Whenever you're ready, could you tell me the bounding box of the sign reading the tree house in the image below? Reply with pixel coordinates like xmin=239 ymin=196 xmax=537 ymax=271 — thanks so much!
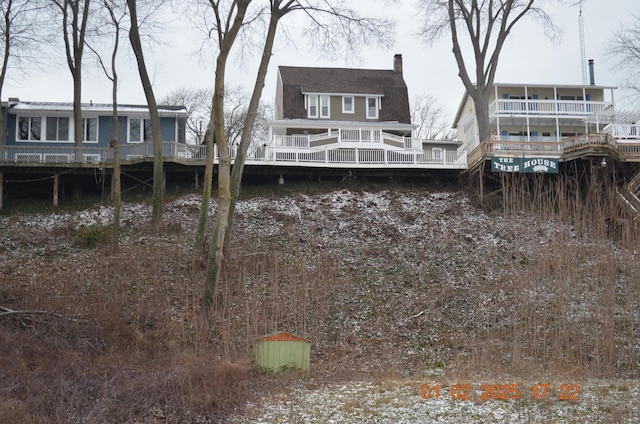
xmin=491 ymin=157 xmax=558 ymax=174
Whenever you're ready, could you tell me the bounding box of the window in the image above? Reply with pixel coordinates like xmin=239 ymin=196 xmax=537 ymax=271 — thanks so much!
xmin=366 ymin=97 xmax=379 ymax=119
xmin=308 ymin=95 xmax=318 ymax=118
xmin=46 ymin=117 xmax=70 ymax=141
xmin=84 ymin=118 xmax=98 ymax=142
xmin=433 ymin=148 xmax=443 ymax=162
xmin=342 ymin=96 xmax=354 ymax=113
xmin=319 ymin=95 xmax=330 ymax=118
xmin=18 ymin=116 xmax=41 ymax=141
xmin=128 ymin=118 xmax=152 ymax=143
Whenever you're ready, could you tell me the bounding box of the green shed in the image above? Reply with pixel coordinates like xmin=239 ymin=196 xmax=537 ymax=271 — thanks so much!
xmin=253 ymin=332 xmax=311 ymax=374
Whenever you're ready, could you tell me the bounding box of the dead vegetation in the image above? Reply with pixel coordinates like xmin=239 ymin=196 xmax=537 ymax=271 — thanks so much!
xmin=0 ymin=177 xmax=639 ymax=422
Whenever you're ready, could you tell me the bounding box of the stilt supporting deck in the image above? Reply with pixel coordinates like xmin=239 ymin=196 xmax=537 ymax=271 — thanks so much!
xmin=0 ymin=172 xmax=3 ymax=211
xmin=478 ymin=163 xmax=485 ymax=203
xmin=53 ymin=174 xmax=59 ymax=207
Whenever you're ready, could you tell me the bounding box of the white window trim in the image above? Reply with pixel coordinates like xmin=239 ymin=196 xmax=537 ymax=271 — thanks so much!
xmin=432 ymin=147 xmax=444 ymax=161
xmin=319 ymin=95 xmax=330 ymax=118
xmin=342 ymin=96 xmax=354 ymax=114
xmin=16 ymin=115 xmax=43 ymax=142
xmin=307 ymin=95 xmax=318 ymax=118
xmin=45 ymin=116 xmax=71 ymax=142
xmin=366 ymin=97 xmax=379 ymax=119
xmin=128 ymin=117 xmax=143 ymax=143
xmin=83 ymin=117 xmax=99 ymax=144
xmin=127 ymin=117 xmax=154 ymax=143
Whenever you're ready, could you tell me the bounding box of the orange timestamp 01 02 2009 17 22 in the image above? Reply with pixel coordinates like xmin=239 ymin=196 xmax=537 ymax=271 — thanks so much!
xmin=420 ymin=383 xmax=580 ymax=401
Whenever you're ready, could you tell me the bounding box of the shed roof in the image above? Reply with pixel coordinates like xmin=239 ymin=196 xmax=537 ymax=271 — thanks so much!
xmin=258 ymin=332 xmax=310 ymax=343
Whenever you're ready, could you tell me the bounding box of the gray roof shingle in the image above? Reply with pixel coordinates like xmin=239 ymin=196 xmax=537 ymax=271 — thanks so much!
xmin=279 ymin=66 xmax=411 ymax=124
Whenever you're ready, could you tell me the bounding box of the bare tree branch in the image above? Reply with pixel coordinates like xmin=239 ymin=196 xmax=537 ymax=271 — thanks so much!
xmin=418 ymin=0 xmax=562 ymax=144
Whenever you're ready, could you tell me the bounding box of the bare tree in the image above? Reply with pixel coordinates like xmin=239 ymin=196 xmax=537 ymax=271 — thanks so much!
xmin=126 ymin=0 xmax=166 ymax=228
xmin=197 ymin=0 xmax=252 ymax=322
xmin=193 ymin=0 xmax=395 ymax=323
xmin=52 ymin=0 xmax=92 ymax=148
xmin=0 ymin=0 xmax=52 ymax=145
xmin=418 ymin=0 xmax=558 ymax=144
xmin=87 ymin=0 xmax=126 ymax=252
xmin=411 ymin=93 xmax=455 ymax=140
xmin=160 ymin=87 xmax=212 ymax=145
xmin=608 ymin=14 xmax=640 ymax=104
xmin=161 ymin=85 xmax=269 ymax=147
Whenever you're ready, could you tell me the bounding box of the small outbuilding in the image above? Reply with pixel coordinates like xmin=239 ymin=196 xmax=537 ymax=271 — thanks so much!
xmin=253 ymin=332 xmax=311 ymax=374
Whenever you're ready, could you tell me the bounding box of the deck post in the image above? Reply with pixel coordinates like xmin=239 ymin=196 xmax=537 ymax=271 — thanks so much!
xmin=479 ymin=162 xmax=485 ymax=203
xmin=0 ymin=171 xmax=3 ymax=211
xmin=194 ymin=171 xmax=199 ymax=189
xmin=53 ymin=174 xmax=59 ymax=207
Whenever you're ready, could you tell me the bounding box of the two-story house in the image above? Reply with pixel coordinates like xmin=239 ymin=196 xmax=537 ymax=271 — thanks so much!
xmin=264 ymin=55 xmax=464 ymax=167
xmin=453 ymin=82 xmax=617 ymax=154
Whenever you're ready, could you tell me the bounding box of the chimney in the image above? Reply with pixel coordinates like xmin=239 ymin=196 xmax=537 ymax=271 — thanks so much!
xmin=393 ymin=54 xmax=403 ymax=74
xmin=588 ymin=59 xmax=595 ymax=86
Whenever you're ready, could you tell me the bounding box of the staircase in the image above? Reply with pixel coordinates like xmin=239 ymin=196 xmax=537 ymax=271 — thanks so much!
xmin=617 ymin=169 xmax=640 ymax=219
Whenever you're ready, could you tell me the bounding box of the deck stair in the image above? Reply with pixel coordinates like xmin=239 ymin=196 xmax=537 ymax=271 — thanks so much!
xmin=618 ymin=169 xmax=640 ymax=218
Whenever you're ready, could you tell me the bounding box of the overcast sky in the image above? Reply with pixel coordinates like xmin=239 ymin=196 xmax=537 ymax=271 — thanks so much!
xmin=4 ymin=0 xmax=637 ymax=124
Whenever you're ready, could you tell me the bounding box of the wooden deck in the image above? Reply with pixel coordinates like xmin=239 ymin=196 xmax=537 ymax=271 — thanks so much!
xmin=467 ymin=133 xmax=640 ymax=171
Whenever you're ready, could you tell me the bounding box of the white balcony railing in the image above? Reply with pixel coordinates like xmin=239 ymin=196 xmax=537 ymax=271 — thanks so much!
xmin=605 ymin=124 xmax=640 ymax=140
xmin=490 ymin=99 xmax=613 ymax=117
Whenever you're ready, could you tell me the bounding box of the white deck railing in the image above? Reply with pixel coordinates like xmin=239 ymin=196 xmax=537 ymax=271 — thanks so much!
xmin=0 ymin=141 xmax=468 ymax=169
xmin=272 ymin=129 xmax=412 ymax=148
xmin=604 ymin=123 xmax=640 ymax=141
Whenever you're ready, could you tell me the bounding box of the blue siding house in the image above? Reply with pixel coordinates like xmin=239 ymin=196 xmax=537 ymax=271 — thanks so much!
xmin=1 ymin=99 xmax=187 ymax=163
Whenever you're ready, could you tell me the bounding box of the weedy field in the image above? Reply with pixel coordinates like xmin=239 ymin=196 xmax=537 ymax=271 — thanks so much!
xmin=0 ymin=177 xmax=638 ymax=422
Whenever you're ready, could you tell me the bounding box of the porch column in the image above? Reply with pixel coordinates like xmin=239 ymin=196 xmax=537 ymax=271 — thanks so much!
xmin=525 ymin=86 xmax=531 ymax=141
xmin=583 ymin=87 xmax=588 ymax=134
xmin=495 ymin=84 xmax=500 ymax=138
xmin=53 ymin=174 xmax=59 ymax=207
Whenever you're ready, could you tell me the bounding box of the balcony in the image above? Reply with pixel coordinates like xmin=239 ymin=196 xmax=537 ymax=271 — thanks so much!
xmin=490 ymin=99 xmax=613 ymax=118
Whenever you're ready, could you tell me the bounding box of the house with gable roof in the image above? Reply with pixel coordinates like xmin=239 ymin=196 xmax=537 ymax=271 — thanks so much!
xmin=264 ymin=54 xmax=464 ymax=168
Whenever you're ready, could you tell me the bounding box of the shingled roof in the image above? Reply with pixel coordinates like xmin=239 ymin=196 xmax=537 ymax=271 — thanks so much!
xmin=278 ymin=65 xmax=411 ymax=124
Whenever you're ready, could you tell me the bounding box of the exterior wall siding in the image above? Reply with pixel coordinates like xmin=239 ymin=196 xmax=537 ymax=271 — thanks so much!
xmin=4 ymin=113 xmax=181 ymax=147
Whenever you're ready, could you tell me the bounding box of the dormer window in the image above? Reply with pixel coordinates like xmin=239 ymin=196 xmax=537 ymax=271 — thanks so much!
xmin=320 ymin=95 xmax=330 ymax=118
xmin=307 ymin=94 xmax=330 ymax=118
xmin=366 ymin=97 xmax=379 ymax=119
xmin=308 ymin=95 xmax=318 ymax=118
xmin=342 ymin=96 xmax=354 ymax=114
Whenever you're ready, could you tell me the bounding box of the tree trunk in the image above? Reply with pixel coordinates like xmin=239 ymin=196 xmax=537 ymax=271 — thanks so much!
xmin=195 ymin=127 xmax=214 ymax=249
xmin=473 ymin=90 xmax=492 ymax=144
xmin=127 ymin=0 xmax=163 ymax=228
xmin=227 ymin=9 xmax=280 ymax=234
xmin=200 ymin=0 xmax=250 ymax=324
